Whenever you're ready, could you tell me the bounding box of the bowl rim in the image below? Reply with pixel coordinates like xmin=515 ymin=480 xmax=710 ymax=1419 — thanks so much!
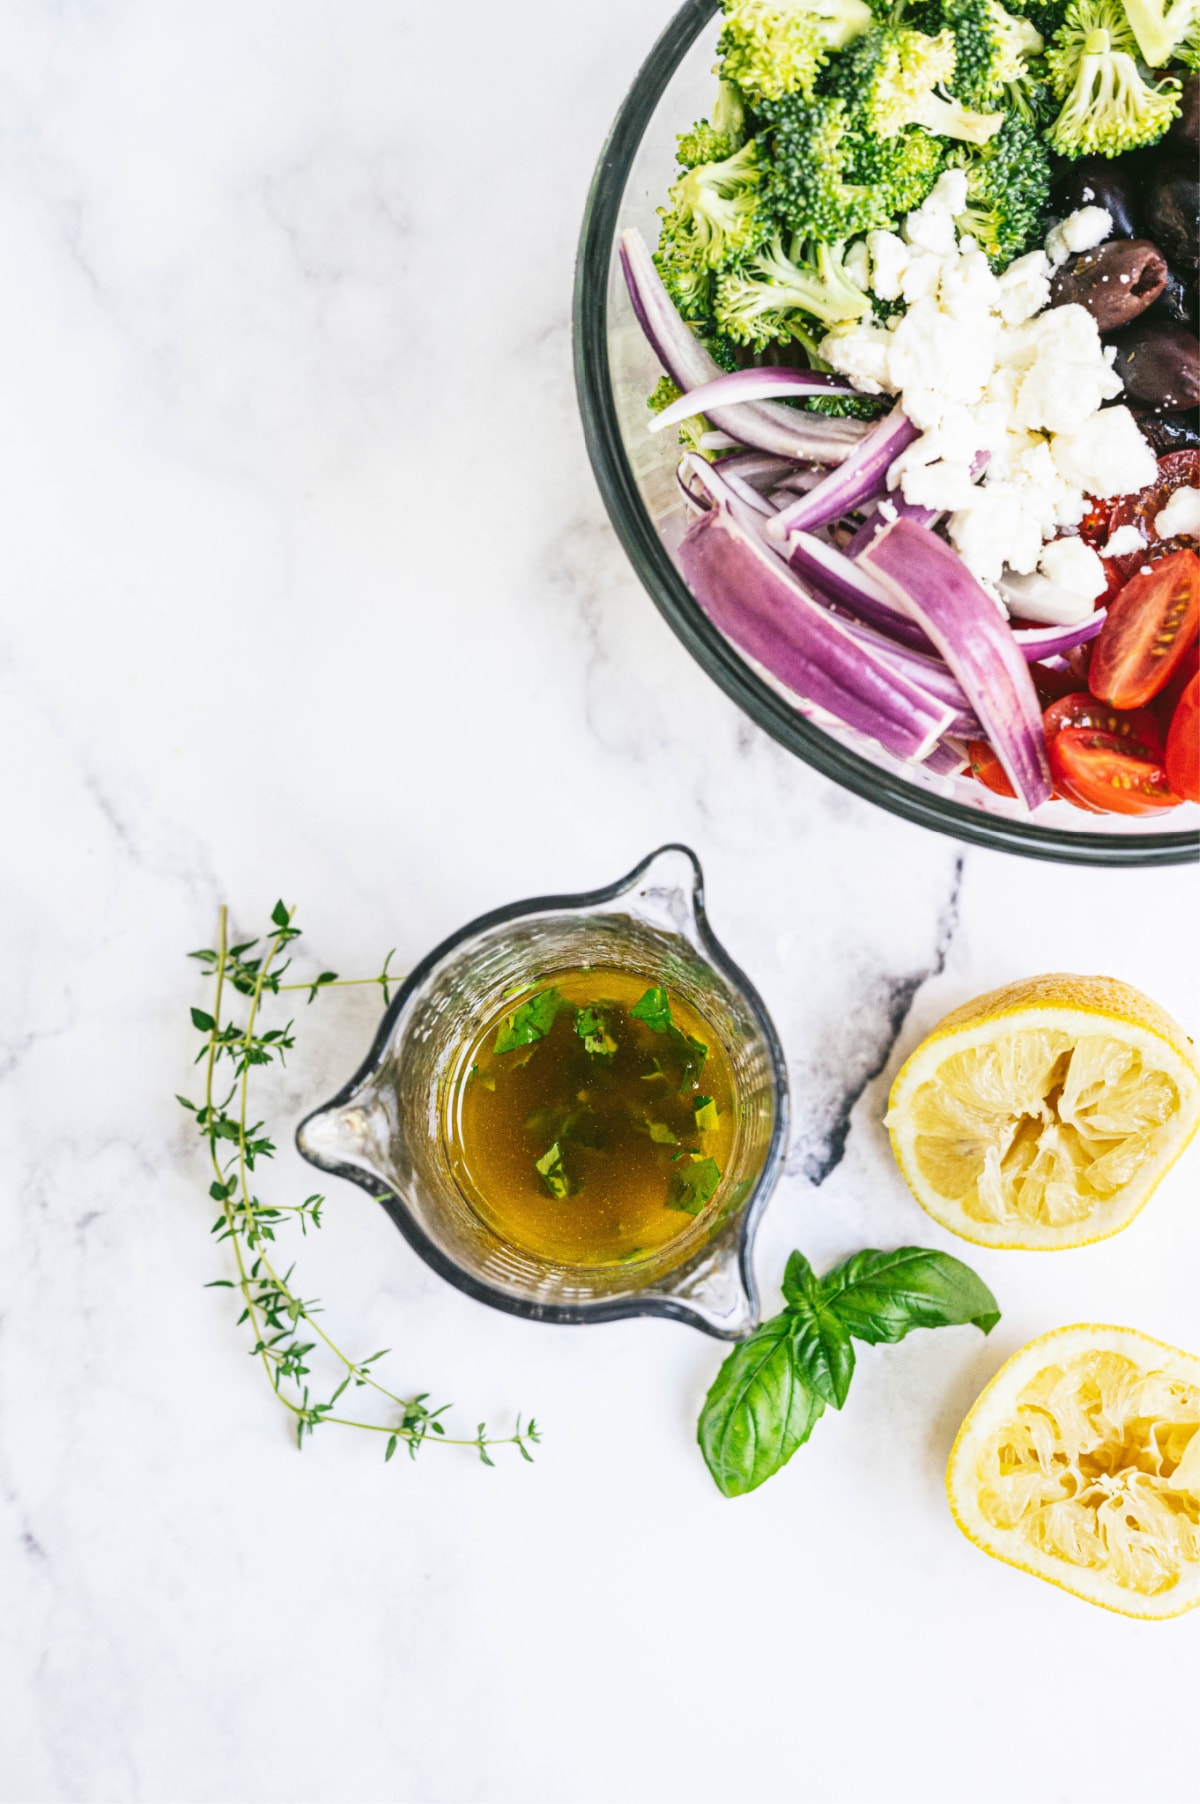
xmin=571 ymin=0 xmax=1199 ymax=868
xmin=296 ymin=843 xmax=790 ymax=1338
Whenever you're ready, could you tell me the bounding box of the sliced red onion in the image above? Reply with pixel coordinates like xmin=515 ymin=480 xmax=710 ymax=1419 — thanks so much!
xmin=619 ymin=229 xmax=869 ymax=465
xmin=836 ymin=616 xmax=980 ymax=734
xmin=714 ymin=451 xmax=799 ymax=491
xmin=1013 ymin=611 xmax=1106 ymax=659
xmin=766 ymin=405 xmax=918 ymax=542
xmin=723 ymin=470 xmax=778 ymax=516
xmin=649 ymin=365 xmax=861 ymax=434
xmin=677 ymin=501 xmax=957 ymax=762
xmin=782 ymin=529 xmax=933 ymax=651
xmin=845 ymin=495 xmax=941 ymax=558
xmin=861 ymin=520 xmax=1051 ymax=809
xmin=844 ymin=452 xmax=990 ymax=557
xmin=922 ymin=738 xmax=970 ymax=777
xmin=699 ymin=431 xmax=742 ymax=451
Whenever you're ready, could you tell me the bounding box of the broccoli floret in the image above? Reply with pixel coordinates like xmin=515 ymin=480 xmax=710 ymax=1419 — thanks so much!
xmin=1045 ymin=0 xmax=1181 ymax=153
xmin=713 ymin=236 xmax=875 ymax=346
xmin=647 ymin=376 xmax=683 ymax=414
xmin=1006 ymin=0 xmax=1071 ymax=30
xmin=758 ymin=94 xmax=894 ymax=239
xmin=655 ymin=140 xmax=769 ymax=317
xmin=719 ymin=0 xmax=874 ymax=101
xmin=844 ymin=124 xmax=947 ymax=211
xmin=1120 ymin=0 xmax=1199 ymax=63
xmin=827 ymin=25 xmax=1007 ymax=142
xmin=939 ymin=0 xmax=1045 ymax=103
xmin=676 ymin=80 xmax=747 ymax=167
xmin=946 ymin=114 xmax=1052 ymax=265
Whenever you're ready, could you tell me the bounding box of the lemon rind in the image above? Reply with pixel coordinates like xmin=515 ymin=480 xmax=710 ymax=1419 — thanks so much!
xmin=946 ymin=1323 xmax=1200 ymax=1620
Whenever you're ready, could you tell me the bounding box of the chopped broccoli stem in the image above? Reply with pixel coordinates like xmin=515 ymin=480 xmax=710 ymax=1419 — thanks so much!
xmin=1120 ymin=0 xmax=1199 ymax=64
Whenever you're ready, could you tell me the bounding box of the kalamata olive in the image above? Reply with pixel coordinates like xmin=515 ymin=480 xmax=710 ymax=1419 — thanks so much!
xmin=1050 ymin=157 xmax=1142 ymax=238
xmin=1109 ymin=319 xmax=1200 ymax=411
xmin=1142 ymin=161 xmax=1199 ymax=270
xmin=1051 ymin=238 xmax=1168 ymax=329
xmin=1165 ymin=74 xmax=1200 ymax=156
xmin=1133 ymin=409 xmax=1200 ymax=455
xmin=1146 ymin=265 xmax=1198 ymax=328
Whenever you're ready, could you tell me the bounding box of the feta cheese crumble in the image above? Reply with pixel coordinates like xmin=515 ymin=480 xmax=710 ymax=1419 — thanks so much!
xmin=819 ymin=182 xmax=1155 ymax=588
xmin=1153 ymin=485 xmax=1200 ymax=541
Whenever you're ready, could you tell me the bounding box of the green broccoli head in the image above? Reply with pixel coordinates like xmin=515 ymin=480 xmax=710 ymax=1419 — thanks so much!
xmin=844 ymin=124 xmax=947 ymax=213
xmin=945 ymin=113 xmax=1052 ymax=265
xmin=676 ymin=80 xmax=747 ymax=167
xmin=713 ymin=236 xmax=875 ymax=347
xmin=1045 ymin=0 xmax=1181 ymax=153
xmin=828 ymin=24 xmax=1008 ymax=143
xmin=719 ymin=0 xmax=874 ymax=101
xmin=940 ymin=0 xmax=1045 ymax=104
xmin=655 ymin=140 xmax=769 ymax=317
xmin=1120 ymin=0 xmax=1199 ymax=64
xmin=758 ymin=94 xmax=895 ymax=241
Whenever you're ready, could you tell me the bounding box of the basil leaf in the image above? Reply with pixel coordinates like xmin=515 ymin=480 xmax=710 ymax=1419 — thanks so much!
xmin=667 ymin=1154 xmax=721 ymax=1215
xmin=534 ymin=1142 xmax=572 ymax=1199
xmin=816 ymin=1247 xmax=1001 ymax=1344
xmin=576 ymin=1004 xmax=616 ymax=1058
xmin=698 ymin=1316 xmax=825 ymax=1498
xmin=693 ymin=1095 xmax=719 ymax=1132
xmin=630 ymin=986 xmax=673 ymax=1033
xmin=667 ymin=1024 xmax=708 ymax=1093
xmin=494 ymin=986 xmax=566 ymax=1055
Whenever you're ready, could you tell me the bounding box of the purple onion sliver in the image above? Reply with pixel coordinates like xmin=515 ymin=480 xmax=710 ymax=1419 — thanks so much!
xmin=766 ymin=405 xmax=919 ymax=541
xmin=619 ymin=230 xmax=869 ymax=465
xmin=677 ymin=503 xmax=955 ymax=762
xmin=861 ymin=520 xmax=1051 ymax=810
xmin=921 ymin=739 xmax=970 ymax=776
xmin=1013 ymin=610 xmax=1106 ymax=660
xmin=649 ymin=365 xmax=863 ymax=434
xmin=784 ymin=530 xmax=935 ymax=654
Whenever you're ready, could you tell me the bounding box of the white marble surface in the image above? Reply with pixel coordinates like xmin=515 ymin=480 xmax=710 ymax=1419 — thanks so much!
xmin=1 ymin=4 xmax=1197 ymax=1801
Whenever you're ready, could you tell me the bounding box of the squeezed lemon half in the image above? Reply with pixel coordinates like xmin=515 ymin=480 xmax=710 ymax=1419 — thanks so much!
xmin=947 ymin=1324 xmax=1200 ymax=1618
xmin=885 ymin=975 xmax=1200 ymax=1250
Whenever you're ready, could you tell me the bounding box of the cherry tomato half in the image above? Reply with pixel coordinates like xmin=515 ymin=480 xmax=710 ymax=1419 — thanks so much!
xmin=1107 ymin=449 xmax=1200 ymax=579
xmin=1042 ymin=693 xmax=1164 ymax=757
xmin=1153 ymin=638 xmax=1200 ymax=730
xmin=1165 ymin=673 xmax=1200 ymax=804
xmin=967 ymin=740 xmax=1016 ymax=797
xmin=1089 ymin=549 xmax=1200 ymax=708
xmin=1049 ymin=726 xmax=1181 ymax=815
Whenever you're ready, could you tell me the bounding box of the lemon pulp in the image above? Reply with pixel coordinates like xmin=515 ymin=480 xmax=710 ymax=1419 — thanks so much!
xmin=948 ymin=1326 xmax=1200 ymax=1617
xmin=887 ymin=975 xmax=1200 ymax=1249
xmin=909 ymin=1029 xmax=1179 ymax=1230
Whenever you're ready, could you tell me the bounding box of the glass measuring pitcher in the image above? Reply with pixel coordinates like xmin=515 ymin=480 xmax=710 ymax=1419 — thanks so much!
xmin=296 ymin=845 xmax=788 ymax=1337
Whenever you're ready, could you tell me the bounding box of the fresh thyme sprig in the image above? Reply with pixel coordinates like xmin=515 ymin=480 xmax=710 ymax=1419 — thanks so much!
xmin=178 ymin=901 xmax=539 ymax=1467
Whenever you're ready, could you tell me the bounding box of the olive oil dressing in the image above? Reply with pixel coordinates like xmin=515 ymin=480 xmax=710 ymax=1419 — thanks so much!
xmin=444 ymin=968 xmax=739 ymax=1268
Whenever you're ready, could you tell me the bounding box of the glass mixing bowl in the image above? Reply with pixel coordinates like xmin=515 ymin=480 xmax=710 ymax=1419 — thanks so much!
xmin=572 ymin=0 xmax=1199 ymax=867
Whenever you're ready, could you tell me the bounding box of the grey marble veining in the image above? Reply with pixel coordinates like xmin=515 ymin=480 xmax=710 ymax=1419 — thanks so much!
xmin=1 ymin=5 xmax=1198 ymax=1803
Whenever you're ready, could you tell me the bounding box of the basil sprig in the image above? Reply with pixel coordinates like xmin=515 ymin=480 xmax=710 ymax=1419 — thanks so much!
xmin=698 ymin=1246 xmax=1000 ymax=1497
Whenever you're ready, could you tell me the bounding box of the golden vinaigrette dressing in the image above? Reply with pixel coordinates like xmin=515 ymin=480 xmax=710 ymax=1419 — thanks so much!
xmin=445 ymin=968 xmax=738 ymax=1267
